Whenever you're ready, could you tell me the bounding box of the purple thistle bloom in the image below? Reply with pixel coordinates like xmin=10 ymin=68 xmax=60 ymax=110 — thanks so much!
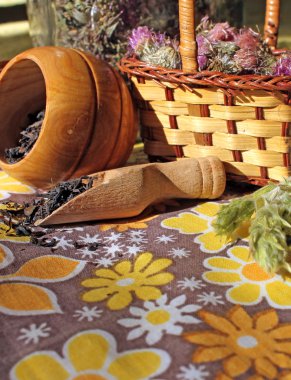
xmin=235 ymin=28 xmax=260 ymax=50
xmin=273 ymin=54 xmax=291 ymax=76
xmin=207 ymin=22 xmax=237 ymax=42
xmin=196 ymin=34 xmax=211 ymax=70
xmin=128 ymin=26 xmax=153 ymax=51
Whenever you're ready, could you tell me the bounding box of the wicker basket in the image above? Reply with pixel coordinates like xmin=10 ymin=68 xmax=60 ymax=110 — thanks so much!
xmin=120 ymin=0 xmax=291 ymax=186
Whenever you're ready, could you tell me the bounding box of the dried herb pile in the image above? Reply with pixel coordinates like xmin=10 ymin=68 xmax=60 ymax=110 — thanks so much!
xmin=196 ymin=17 xmax=276 ymax=74
xmin=4 ymin=110 xmax=45 ymax=164
xmin=54 ymin=0 xmax=178 ymax=66
xmin=128 ymin=26 xmax=180 ymax=69
xmin=0 ymin=176 xmax=93 ymax=239
xmin=128 ymin=16 xmax=291 ymax=75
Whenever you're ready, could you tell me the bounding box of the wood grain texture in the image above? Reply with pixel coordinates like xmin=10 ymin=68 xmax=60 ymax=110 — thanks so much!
xmin=0 ymin=47 xmax=96 ymax=188
xmin=179 ymin=0 xmax=197 ymax=72
xmin=264 ymin=0 xmax=280 ymax=48
xmin=36 ymin=157 xmax=226 ymax=226
xmin=0 ymin=47 xmax=137 ymax=189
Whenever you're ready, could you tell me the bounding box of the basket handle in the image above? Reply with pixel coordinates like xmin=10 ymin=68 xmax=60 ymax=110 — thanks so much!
xmin=264 ymin=0 xmax=281 ymax=49
xmin=179 ymin=0 xmax=281 ymax=73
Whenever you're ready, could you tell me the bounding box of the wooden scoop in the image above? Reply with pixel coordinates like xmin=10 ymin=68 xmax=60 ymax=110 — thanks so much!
xmin=35 ymin=156 xmax=226 ymax=226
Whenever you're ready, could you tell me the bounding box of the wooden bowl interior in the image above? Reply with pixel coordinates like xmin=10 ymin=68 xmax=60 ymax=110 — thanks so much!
xmin=0 ymin=59 xmax=46 ymax=161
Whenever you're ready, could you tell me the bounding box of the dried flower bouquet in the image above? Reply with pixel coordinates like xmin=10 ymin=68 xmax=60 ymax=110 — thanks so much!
xmin=127 ymin=17 xmax=291 ymax=75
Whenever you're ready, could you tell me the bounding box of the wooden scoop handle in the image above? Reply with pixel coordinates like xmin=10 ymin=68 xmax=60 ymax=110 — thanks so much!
xmin=36 ymin=156 xmax=226 ymax=226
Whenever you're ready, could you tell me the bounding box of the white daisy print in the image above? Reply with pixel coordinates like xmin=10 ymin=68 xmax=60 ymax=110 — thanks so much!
xmin=77 ymin=233 xmax=101 ymax=244
xmin=177 ymin=276 xmax=206 ymax=291
xmin=103 ymin=242 xmax=124 ymax=257
xmin=53 ymin=236 xmax=74 ymax=250
xmin=177 ymin=364 xmax=210 ymax=380
xmin=104 ymin=231 xmax=122 ymax=243
xmin=76 ymin=247 xmax=99 ymax=260
xmin=118 ymin=294 xmax=200 ymax=345
xmin=17 ymin=323 xmax=51 ymax=345
xmin=128 ymin=234 xmax=148 ymax=245
xmin=126 ymin=244 xmax=145 ymax=257
xmin=73 ymin=306 xmax=103 ymax=322
xmin=155 ymin=234 xmax=177 ymax=244
xmin=197 ymin=291 xmax=224 ymax=306
xmin=169 ymin=247 xmax=191 ymax=259
xmin=128 ymin=230 xmax=146 ymax=239
xmin=94 ymin=256 xmax=117 ymax=268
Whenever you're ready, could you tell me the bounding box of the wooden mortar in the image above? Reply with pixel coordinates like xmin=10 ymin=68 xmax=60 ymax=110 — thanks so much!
xmin=0 ymin=47 xmax=137 ymax=189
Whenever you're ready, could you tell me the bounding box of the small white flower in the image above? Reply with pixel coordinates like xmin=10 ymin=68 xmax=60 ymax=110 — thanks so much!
xmin=128 ymin=234 xmax=148 ymax=244
xmin=197 ymin=291 xmax=224 ymax=306
xmin=103 ymin=243 xmax=124 ymax=257
xmin=155 ymin=234 xmax=177 ymax=244
xmin=126 ymin=244 xmax=145 ymax=257
xmin=177 ymin=364 xmax=210 ymax=380
xmin=169 ymin=247 xmax=191 ymax=259
xmin=177 ymin=276 xmax=206 ymax=291
xmin=78 ymin=233 xmax=101 ymax=244
xmin=54 ymin=236 xmax=74 ymax=250
xmin=118 ymin=294 xmax=200 ymax=345
xmin=73 ymin=306 xmax=103 ymax=322
xmin=104 ymin=231 xmax=122 ymax=242
xmin=94 ymin=256 xmax=117 ymax=268
xmin=17 ymin=323 xmax=51 ymax=345
xmin=128 ymin=230 xmax=146 ymax=238
xmin=76 ymin=247 xmax=99 ymax=260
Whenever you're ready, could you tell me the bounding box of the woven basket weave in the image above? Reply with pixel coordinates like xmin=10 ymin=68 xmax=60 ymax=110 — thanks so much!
xmin=120 ymin=0 xmax=291 ymax=186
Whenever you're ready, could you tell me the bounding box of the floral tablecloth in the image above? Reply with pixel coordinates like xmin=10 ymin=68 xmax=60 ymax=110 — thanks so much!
xmin=1 ymin=163 xmax=291 ymax=380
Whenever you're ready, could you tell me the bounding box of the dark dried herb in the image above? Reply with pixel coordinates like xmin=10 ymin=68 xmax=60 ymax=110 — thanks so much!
xmin=0 ymin=202 xmax=32 ymax=237
xmin=74 ymin=240 xmax=101 ymax=251
xmin=0 ymin=176 xmax=94 ymax=239
xmin=32 ymin=176 xmax=94 ymax=222
xmin=4 ymin=110 xmax=45 ymax=164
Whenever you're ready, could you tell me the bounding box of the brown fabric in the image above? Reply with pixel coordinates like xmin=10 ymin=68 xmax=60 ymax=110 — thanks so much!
xmin=0 ymin=168 xmax=291 ymax=380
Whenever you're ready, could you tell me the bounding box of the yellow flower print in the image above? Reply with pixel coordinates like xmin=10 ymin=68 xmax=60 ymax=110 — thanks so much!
xmin=0 ymin=255 xmax=86 ymax=315
xmin=184 ymin=306 xmax=291 ymax=379
xmin=82 ymin=252 xmax=174 ymax=310
xmin=0 ymin=243 xmax=14 ymax=270
xmin=0 ymin=171 xmax=34 ymax=200
xmin=11 ymin=329 xmax=171 ymax=380
xmin=203 ymin=245 xmax=291 ymax=308
xmin=0 ymin=222 xmax=30 ymax=243
xmin=100 ymin=215 xmax=157 ymax=232
xmin=162 ymin=202 xmax=235 ymax=253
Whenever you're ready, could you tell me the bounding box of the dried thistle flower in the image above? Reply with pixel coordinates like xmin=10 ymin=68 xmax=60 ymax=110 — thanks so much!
xmin=196 ymin=34 xmax=211 ymax=70
xmin=142 ymin=45 xmax=181 ymax=69
xmin=273 ymin=54 xmax=291 ymax=76
xmin=233 ymin=48 xmax=258 ymax=72
xmin=128 ymin=26 xmax=181 ymax=69
xmin=207 ymin=22 xmax=237 ymax=42
xmin=195 ymin=17 xmax=276 ymax=74
xmin=235 ymin=28 xmax=260 ymax=49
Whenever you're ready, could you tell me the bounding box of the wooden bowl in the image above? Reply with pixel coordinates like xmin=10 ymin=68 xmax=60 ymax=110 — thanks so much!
xmin=0 ymin=47 xmax=137 ymax=189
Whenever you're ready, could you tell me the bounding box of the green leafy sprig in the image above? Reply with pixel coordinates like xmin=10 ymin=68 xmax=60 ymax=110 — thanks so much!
xmin=213 ymin=179 xmax=291 ymax=274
